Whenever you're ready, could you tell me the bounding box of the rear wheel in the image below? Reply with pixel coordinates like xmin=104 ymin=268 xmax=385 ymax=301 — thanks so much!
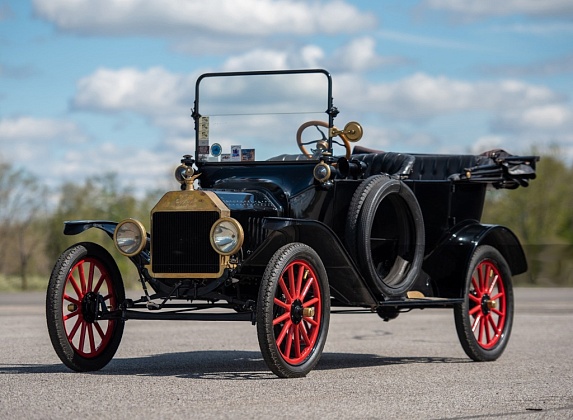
xmin=46 ymin=242 xmax=125 ymax=371
xmin=257 ymin=243 xmax=330 ymax=378
xmin=454 ymin=245 xmax=514 ymax=361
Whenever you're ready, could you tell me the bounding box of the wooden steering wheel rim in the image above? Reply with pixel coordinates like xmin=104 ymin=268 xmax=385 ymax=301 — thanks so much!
xmin=296 ymin=120 xmax=351 ymax=160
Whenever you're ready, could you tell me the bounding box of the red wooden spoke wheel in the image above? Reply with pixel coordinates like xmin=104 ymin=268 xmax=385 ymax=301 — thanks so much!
xmin=454 ymin=245 xmax=514 ymax=361
xmin=257 ymin=243 xmax=330 ymax=378
xmin=47 ymin=242 xmax=125 ymax=371
xmin=467 ymin=259 xmax=506 ymax=349
xmin=272 ymin=259 xmax=322 ymax=365
xmin=62 ymin=257 xmax=117 ymax=358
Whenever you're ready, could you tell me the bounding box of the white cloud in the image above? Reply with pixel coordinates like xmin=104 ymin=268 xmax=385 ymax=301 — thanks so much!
xmin=330 ymin=72 xmax=573 ymax=157
xmin=70 ymin=65 xmax=572 ymax=158
xmin=63 ymin=62 xmax=573 ymax=179
xmin=423 ymin=0 xmax=573 ymax=19
xmin=72 ymin=67 xmax=196 ymax=117
xmin=222 ymin=50 xmax=290 ymax=72
xmin=327 ymin=37 xmax=398 ymax=73
xmin=220 ymin=45 xmax=328 ymax=71
xmin=0 ymin=116 xmax=87 ymax=144
xmin=300 ymin=45 xmax=326 ymax=69
xmin=0 ymin=117 xmax=91 ymax=188
xmin=0 ymin=115 xmax=178 ymax=195
xmin=336 ymin=73 xmax=561 ymax=120
xmin=494 ymin=104 xmax=573 ymax=132
xmin=519 ymin=105 xmax=571 ymax=129
xmin=470 ymin=135 xmax=507 ymax=154
xmin=74 ymin=42 xmax=401 ymax=121
xmin=219 ymin=37 xmax=407 ymax=74
xmin=33 ymin=0 xmax=376 ymax=37
xmin=58 ymin=145 xmax=175 ymax=196
xmin=72 ymin=64 xmax=332 ymax=136
xmin=357 ymin=126 xmax=438 ymax=152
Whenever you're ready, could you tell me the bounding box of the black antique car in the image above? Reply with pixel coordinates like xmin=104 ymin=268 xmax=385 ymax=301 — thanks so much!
xmin=46 ymin=69 xmax=538 ymax=378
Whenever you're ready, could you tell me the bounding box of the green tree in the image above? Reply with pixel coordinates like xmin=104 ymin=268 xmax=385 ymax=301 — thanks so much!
xmin=45 ymin=173 xmax=162 ymax=289
xmin=482 ymin=148 xmax=573 ymax=285
xmin=483 ymin=149 xmax=573 ymax=243
xmin=0 ymin=159 xmax=48 ymax=289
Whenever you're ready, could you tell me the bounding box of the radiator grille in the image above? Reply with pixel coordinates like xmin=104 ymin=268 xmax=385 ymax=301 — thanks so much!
xmin=151 ymin=211 xmax=220 ymax=274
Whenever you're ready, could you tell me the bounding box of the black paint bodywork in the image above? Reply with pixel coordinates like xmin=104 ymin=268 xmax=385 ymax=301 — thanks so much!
xmin=64 ymin=152 xmax=532 ymax=315
xmin=63 ymin=69 xmax=538 ymax=320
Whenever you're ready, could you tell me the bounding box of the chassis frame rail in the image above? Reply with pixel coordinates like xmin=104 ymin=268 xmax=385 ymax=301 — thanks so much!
xmin=95 ymin=297 xmax=465 ymax=322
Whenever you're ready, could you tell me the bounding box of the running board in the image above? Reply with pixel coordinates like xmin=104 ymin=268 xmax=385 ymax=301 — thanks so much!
xmin=102 ymin=309 xmax=255 ymax=322
xmin=378 ymin=296 xmax=464 ymax=309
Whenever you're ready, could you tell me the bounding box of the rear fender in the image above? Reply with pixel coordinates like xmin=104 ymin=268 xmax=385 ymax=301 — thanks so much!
xmin=424 ymin=221 xmax=527 ymax=298
xmin=244 ymin=217 xmax=378 ymax=307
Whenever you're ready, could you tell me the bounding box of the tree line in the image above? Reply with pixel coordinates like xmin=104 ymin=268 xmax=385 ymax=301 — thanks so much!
xmin=0 ymin=162 xmax=162 ymax=290
xmin=481 ymin=148 xmax=573 ymax=286
xmin=1 ymin=149 xmax=572 ymax=290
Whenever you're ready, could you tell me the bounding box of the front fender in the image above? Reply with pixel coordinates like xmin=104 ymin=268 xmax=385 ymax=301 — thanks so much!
xmin=64 ymin=220 xmax=118 ymax=238
xmin=424 ymin=221 xmax=527 ymax=298
xmin=243 ymin=217 xmax=378 ymax=307
xmin=63 ymin=220 xmax=150 ymax=264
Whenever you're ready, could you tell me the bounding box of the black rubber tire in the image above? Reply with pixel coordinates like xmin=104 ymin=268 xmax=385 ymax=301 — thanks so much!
xmin=345 ymin=175 xmax=387 ymax=261
xmin=346 ymin=175 xmax=425 ymax=296
xmin=454 ymin=245 xmax=514 ymax=361
xmin=257 ymin=243 xmax=330 ymax=378
xmin=46 ymin=242 xmax=125 ymax=372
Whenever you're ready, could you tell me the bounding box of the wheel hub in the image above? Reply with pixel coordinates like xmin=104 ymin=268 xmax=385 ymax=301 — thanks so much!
xmin=81 ymin=292 xmax=99 ymax=323
xmin=291 ymin=299 xmax=304 ymax=324
xmin=480 ymin=294 xmax=496 ymax=315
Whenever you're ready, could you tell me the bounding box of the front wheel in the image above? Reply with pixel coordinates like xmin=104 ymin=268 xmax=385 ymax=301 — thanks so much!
xmin=454 ymin=245 xmax=514 ymax=361
xmin=257 ymin=243 xmax=330 ymax=378
xmin=46 ymin=242 xmax=125 ymax=371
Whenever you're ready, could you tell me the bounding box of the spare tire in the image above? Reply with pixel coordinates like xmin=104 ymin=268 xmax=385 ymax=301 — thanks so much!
xmin=345 ymin=175 xmax=425 ymax=297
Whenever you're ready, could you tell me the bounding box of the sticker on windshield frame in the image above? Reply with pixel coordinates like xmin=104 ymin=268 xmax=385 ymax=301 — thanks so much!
xmin=199 ymin=116 xmax=209 ymax=141
xmin=211 ymin=143 xmax=222 ymax=157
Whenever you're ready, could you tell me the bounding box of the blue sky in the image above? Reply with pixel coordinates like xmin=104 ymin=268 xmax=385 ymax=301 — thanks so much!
xmin=1 ymin=0 xmax=572 ymax=194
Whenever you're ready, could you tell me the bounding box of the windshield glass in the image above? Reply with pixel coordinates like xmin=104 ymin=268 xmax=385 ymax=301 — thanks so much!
xmin=194 ymin=70 xmax=333 ymax=163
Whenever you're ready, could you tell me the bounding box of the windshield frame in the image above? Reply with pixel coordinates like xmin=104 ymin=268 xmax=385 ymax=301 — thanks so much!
xmin=192 ymin=69 xmax=336 ymax=164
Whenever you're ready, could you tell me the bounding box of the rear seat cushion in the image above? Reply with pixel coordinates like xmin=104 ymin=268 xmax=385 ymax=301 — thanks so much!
xmin=350 ymin=152 xmax=415 ymax=179
xmin=350 ymin=143 xmax=483 ymax=180
xmin=410 ymin=154 xmax=479 ymax=180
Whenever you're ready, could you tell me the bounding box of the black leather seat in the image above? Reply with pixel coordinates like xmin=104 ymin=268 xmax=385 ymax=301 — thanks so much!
xmin=349 ymin=145 xmax=482 ymax=181
xmin=410 ymin=155 xmax=478 ymax=180
xmin=350 ymin=152 xmax=416 ymax=179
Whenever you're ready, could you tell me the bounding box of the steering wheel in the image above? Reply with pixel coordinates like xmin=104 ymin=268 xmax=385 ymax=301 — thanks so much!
xmin=296 ymin=120 xmax=351 ymax=160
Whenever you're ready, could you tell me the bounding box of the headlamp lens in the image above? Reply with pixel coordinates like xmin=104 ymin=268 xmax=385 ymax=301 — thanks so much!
xmin=210 ymin=217 xmax=244 ymax=255
xmin=114 ymin=219 xmax=146 ymax=256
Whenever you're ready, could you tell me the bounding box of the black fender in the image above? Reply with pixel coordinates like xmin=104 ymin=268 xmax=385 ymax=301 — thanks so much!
xmin=243 ymin=217 xmax=378 ymax=307
xmin=423 ymin=220 xmax=527 ymax=298
xmin=63 ymin=220 xmax=150 ymax=264
xmin=64 ymin=220 xmax=118 ymax=238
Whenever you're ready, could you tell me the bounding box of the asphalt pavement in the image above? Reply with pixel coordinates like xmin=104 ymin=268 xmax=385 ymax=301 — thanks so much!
xmin=1 ymin=288 xmax=572 ymax=419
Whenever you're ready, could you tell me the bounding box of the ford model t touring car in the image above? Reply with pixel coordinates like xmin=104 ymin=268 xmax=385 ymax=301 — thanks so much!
xmin=47 ymin=69 xmax=538 ymax=378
